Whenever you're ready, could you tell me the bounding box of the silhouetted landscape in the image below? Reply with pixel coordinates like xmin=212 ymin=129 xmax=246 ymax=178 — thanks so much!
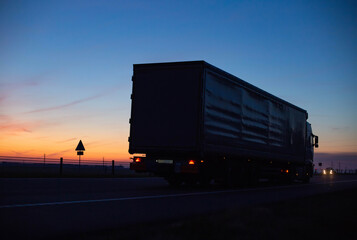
xmin=1 ymin=1 xmax=356 ymax=240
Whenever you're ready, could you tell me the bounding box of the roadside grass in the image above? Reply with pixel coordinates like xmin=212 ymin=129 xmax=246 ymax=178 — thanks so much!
xmin=0 ymin=164 xmax=154 ymax=178
xmin=73 ymin=188 xmax=357 ymax=240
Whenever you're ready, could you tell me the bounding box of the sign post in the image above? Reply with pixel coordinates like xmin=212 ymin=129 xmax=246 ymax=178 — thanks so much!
xmin=75 ymin=140 xmax=85 ymax=167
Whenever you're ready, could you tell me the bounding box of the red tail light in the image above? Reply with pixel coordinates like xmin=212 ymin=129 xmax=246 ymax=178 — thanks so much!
xmin=188 ymin=160 xmax=195 ymax=165
xmin=135 ymin=158 xmax=141 ymax=163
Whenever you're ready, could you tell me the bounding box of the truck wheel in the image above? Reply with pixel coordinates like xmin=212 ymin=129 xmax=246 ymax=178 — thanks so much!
xmin=166 ymin=175 xmax=182 ymax=187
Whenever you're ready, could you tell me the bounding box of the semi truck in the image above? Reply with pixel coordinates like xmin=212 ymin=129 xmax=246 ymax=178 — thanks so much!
xmin=129 ymin=61 xmax=318 ymax=186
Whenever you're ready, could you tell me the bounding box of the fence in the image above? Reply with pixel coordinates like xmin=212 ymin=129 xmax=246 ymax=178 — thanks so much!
xmin=0 ymin=155 xmax=134 ymax=177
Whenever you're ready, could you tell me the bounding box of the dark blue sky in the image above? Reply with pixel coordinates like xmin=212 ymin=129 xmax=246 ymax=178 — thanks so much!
xmin=0 ymin=0 xmax=356 ymax=167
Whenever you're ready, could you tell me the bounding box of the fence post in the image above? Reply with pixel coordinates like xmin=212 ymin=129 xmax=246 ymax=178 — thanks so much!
xmin=103 ymin=157 xmax=105 ymax=174
xmin=60 ymin=157 xmax=63 ymax=176
xmin=112 ymin=160 xmax=115 ymax=176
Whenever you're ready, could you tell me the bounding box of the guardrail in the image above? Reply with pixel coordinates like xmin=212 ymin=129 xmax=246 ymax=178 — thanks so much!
xmin=0 ymin=155 xmax=133 ymax=177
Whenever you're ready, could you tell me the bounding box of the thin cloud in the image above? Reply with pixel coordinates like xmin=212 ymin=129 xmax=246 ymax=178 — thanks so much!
xmin=56 ymin=138 xmax=77 ymax=144
xmin=21 ymin=128 xmax=32 ymax=133
xmin=331 ymin=127 xmax=349 ymax=131
xmin=85 ymin=140 xmax=118 ymax=148
xmin=11 ymin=150 xmax=35 ymax=156
xmin=0 ymin=75 xmax=45 ymax=107
xmin=25 ymin=93 xmax=104 ymax=113
xmin=0 ymin=115 xmax=38 ymax=131
xmin=34 ymin=136 xmax=49 ymax=140
xmin=0 ymin=114 xmax=11 ymax=121
xmin=0 ymin=95 xmax=8 ymax=103
xmin=47 ymin=148 xmax=73 ymax=157
xmin=0 ymin=122 xmax=38 ymax=133
xmin=0 ymin=78 xmax=41 ymax=89
xmin=0 ymin=115 xmax=55 ymax=138
xmin=25 ymin=86 xmax=120 ymax=114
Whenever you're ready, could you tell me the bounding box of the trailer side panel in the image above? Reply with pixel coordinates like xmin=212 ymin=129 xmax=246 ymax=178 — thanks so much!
xmin=203 ymin=68 xmax=306 ymax=162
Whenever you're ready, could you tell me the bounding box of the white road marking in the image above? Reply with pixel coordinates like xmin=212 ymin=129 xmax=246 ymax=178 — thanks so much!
xmin=1 ymin=179 xmax=356 ymax=209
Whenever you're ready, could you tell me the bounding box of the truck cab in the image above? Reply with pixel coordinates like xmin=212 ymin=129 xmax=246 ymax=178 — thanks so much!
xmin=304 ymin=122 xmax=319 ymax=180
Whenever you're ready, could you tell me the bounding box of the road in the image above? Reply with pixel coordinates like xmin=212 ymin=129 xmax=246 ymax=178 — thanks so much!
xmin=1 ymin=175 xmax=357 ymax=239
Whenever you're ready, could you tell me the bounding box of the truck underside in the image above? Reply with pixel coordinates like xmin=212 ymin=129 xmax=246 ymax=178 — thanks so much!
xmin=130 ymin=155 xmax=313 ymax=186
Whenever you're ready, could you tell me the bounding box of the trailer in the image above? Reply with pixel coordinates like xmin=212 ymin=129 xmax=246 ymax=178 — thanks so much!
xmin=129 ymin=61 xmax=318 ymax=186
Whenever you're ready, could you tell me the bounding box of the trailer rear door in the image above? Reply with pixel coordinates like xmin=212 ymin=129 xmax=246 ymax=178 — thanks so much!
xmin=129 ymin=63 xmax=202 ymax=154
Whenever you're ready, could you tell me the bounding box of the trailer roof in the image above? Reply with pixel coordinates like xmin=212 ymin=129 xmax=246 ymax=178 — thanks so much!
xmin=133 ymin=61 xmax=308 ymax=117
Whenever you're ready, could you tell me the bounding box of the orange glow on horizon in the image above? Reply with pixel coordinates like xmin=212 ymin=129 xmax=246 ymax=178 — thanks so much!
xmin=1 ymin=113 xmax=356 ymax=166
xmin=0 ymin=132 xmax=131 ymax=162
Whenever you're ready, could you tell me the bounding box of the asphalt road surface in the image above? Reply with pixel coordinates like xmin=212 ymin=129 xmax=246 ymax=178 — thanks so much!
xmin=1 ymin=175 xmax=357 ymax=239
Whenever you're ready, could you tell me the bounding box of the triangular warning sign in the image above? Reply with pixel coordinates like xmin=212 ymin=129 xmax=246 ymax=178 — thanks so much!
xmin=75 ymin=140 xmax=85 ymax=151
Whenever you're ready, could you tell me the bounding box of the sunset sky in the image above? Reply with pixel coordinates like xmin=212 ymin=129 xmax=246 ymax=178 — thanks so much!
xmin=0 ymin=0 xmax=356 ymax=168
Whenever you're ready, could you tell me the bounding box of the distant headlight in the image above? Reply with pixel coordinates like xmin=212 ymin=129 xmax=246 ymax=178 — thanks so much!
xmin=323 ymin=169 xmax=326 ymax=175
xmin=330 ymin=170 xmax=333 ymax=175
